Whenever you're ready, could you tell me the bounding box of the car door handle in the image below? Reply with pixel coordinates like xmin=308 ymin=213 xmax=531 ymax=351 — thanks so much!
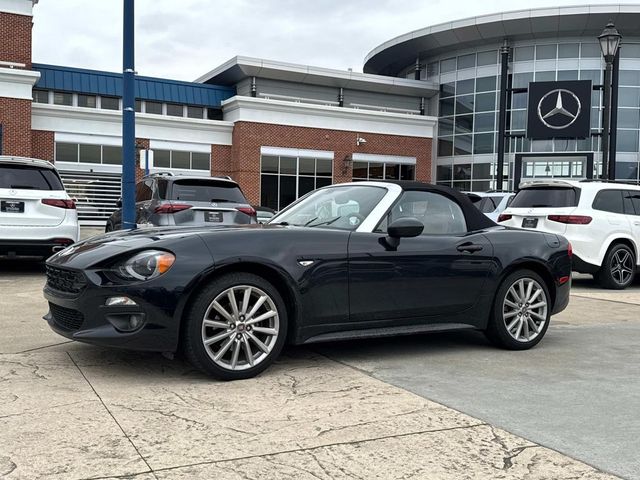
xmin=457 ymin=243 xmax=483 ymax=253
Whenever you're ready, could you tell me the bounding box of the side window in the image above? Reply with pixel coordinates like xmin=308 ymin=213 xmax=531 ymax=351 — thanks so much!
xmin=382 ymin=190 xmax=467 ymax=235
xmin=156 ymin=179 xmax=168 ymax=200
xmin=592 ymin=190 xmax=624 ymax=214
xmin=135 ymin=180 xmax=153 ymax=202
xmin=624 ymin=190 xmax=640 ymax=215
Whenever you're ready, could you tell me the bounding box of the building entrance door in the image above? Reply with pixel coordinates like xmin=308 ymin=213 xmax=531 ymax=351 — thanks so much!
xmin=514 ymin=153 xmax=594 ymax=188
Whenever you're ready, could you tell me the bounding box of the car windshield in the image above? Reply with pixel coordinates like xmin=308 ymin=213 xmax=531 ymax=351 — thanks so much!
xmin=170 ymin=179 xmax=247 ymax=203
xmin=269 ymin=185 xmax=387 ymax=230
xmin=0 ymin=165 xmax=64 ymax=190
xmin=510 ymin=187 xmax=579 ymax=208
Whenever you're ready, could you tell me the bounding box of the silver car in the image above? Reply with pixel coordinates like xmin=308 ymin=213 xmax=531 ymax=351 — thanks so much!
xmin=105 ymin=174 xmax=256 ymax=231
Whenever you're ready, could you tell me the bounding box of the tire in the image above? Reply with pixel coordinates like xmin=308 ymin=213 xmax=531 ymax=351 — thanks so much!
xmin=485 ymin=269 xmax=551 ymax=350
xmin=182 ymin=272 xmax=288 ymax=380
xmin=595 ymin=243 xmax=636 ymax=290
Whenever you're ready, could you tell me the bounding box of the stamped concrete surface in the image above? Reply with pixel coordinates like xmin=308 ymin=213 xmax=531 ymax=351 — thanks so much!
xmin=0 ymin=255 xmax=630 ymax=479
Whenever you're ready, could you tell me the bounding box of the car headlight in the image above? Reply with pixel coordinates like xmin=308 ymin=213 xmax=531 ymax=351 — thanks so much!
xmin=115 ymin=250 xmax=175 ymax=281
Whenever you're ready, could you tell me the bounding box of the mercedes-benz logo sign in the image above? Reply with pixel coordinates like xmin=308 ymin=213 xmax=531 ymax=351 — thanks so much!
xmin=537 ymin=89 xmax=581 ymax=130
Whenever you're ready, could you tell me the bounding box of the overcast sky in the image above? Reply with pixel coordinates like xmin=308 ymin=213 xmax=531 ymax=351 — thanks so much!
xmin=32 ymin=0 xmax=634 ymax=81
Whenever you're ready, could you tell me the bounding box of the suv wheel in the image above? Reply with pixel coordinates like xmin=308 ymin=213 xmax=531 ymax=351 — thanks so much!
xmin=596 ymin=243 xmax=636 ymax=290
xmin=183 ymin=273 xmax=287 ymax=380
xmin=485 ymin=269 xmax=551 ymax=350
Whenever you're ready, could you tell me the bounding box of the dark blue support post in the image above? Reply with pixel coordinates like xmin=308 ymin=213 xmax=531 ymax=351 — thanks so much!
xmin=121 ymin=0 xmax=136 ymax=230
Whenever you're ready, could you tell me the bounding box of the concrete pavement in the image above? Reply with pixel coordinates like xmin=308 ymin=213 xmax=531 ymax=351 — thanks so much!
xmin=0 ymin=261 xmax=633 ymax=479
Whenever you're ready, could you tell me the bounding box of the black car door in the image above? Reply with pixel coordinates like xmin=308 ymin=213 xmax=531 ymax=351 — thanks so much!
xmin=348 ymin=190 xmax=495 ymax=324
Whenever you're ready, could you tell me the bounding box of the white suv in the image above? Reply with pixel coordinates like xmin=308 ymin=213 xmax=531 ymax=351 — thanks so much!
xmin=0 ymin=156 xmax=79 ymax=258
xmin=498 ymin=179 xmax=640 ymax=289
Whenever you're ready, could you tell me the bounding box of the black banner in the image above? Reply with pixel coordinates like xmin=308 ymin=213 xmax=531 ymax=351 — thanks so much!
xmin=527 ymin=80 xmax=592 ymax=139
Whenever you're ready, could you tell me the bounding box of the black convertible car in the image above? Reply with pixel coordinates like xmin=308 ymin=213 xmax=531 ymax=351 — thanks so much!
xmin=44 ymin=181 xmax=571 ymax=380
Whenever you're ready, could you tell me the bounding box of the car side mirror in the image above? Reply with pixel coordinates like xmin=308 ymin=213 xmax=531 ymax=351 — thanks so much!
xmin=116 ymin=197 xmax=122 ymax=208
xmin=382 ymin=217 xmax=424 ymax=250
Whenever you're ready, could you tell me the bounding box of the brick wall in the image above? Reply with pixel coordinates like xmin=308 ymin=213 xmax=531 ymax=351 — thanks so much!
xmin=0 ymin=97 xmax=31 ymax=156
xmin=229 ymin=121 xmax=432 ymax=205
xmin=212 ymin=144 xmax=233 ymax=177
xmin=31 ymin=130 xmax=54 ymax=161
xmin=135 ymin=138 xmax=150 ymax=182
xmin=0 ymin=11 xmax=32 ymax=68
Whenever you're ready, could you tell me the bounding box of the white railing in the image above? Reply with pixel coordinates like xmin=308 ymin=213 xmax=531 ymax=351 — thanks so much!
xmin=348 ymin=103 xmax=421 ymax=115
xmin=258 ymin=92 xmax=340 ymax=106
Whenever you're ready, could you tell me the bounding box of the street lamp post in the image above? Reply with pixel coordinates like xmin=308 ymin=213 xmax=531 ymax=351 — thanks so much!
xmin=599 ymin=21 xmax=622 ymax=181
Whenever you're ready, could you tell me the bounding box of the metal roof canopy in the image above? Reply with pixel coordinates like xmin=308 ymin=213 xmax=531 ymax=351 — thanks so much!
xmin=364 ymin=4 xmax=640 ymax=76
xmin=33 ymin=63 xmax=235 ymax=108
xmin=196 ymin=56 xmax=438 ymax=97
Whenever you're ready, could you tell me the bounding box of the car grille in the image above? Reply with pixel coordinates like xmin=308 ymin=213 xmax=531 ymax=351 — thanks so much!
xmin=46 ymin=266 xmax=86 ymax=294
xmin=49 ymin=303 xmax=84 ymax=331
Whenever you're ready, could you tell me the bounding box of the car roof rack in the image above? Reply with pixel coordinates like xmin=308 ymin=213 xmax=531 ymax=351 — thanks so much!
xmin=579 ymin=179 xmax=640 ymax=186
xmin=143 ymin=171 xmax=174 ymax=178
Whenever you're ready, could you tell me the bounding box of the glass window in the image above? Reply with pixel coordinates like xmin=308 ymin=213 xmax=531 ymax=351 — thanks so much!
xmin=455 ymin=115 xmax=473 ymax=134
xmin=617 ymin=164 xmax=639 ymax=181
xmin=191 ymin=152 xmax=210 ymax=170
xmin=172 ymin=151 xmax=190 ymax=169
xmin=620 ymin=71 xmax=640 ymax=86
xmin=619 ymin=87 xmax=640 ymax=108
xmin=514 ymin=46 xmax=534 ymax=62
xmin=279 ymin=176 xmax=297 ymax=209
xmin=145 ymin=101 xmax=163 ymax=114
xmin=368 ymin=163 xmax=384 ymax=179
xmin=352 ymin=161 xmax=368 ymax=178
xmin=261 ymin=155 xmax=278 ymax=173
xmin=621 ymin=44 xmax=640 ymax=59
xmin=260 ymin=175 xmax=278 ymax=210
xmin=513 ymin=72 xmax=533 ymax=88
xmin=456 ymin=78 xmax=474 ymax=95
xmin=438 ymin=138 xmax=453 ymax=157
xmin=400 ymin=164 xmax=415 ymax=180
xmin=171 ymin=179 xmax=247 ymax=203
xmin=166 ymin=103 xmax=183 ymax=117
xmin=475 ymin=76 xmax=496 ymax=92
xmin=473 ymin=162 xmax=491 ymax=179
xmin=0 ymin=165 xmax=63 ymax=190
xmin=473 ymin=133 xmax=494 ymax=154
xmin=101 ymin=96 xmax=119 ymax=110
xmin=477 ymin=50 xmax=497 ymax=66
xmin=387 ymin=191 xmax=467 ymax=235
xmin=580 ymin=69 xmax=601 ymax=84
xmin=511 ymin=187 xmax=579 ymax=208
xmin=78 ymin=94 xmax=96 ymax=108
xmin=441 ymin=57 xmax=457 ymax=73
xmin=102 ymin=145 xmax=122 ymax=165
xmin=617 ymin=130 xmax=639 ymax=152
xmin=536 ymin=44 xmax=557 ymax=60
xmin=456 ymin=95 xmax=473 ymax=114
xmin=298 ymin=177 xmax=315 ymax=197
xmin=535 ymin=71 xmax=555 ymax=82
xmin=592 ymin=190 xmax=624 ymax=214
xmin=317 ymin=159 xmax=332 ymax=176
xmin=437 ymin=165 xmax=452 ymax=181
xmin=135 ymin=180 xmax=153 ymax=202
xmin=135 ymin=100 xmax=142 ymax=112
xmin=558 ymin=43 xmax=579 ymax=58
xmin=454 ymin=136 xmax=472 ymax=156
xmin=440 ymin=81 xmax=455 ymax=98
xmin=474 ymin=92 xmax=495 ymax=112
xmin=581 ymin=43 xmax=601 ymax=58
xmin=55 ymin=142 xmax=78 ymax=162
xmin=32 ymin=89 xmax=49 ymax=103
xmin=299 ymin=158 xmax=315 ymax=175
xmin=384 ymin=164 xmax=400 ymax=180
xmin=457 ymin=53 xmax=475 ymax=70
xmin=53 ymin=91 xmax=72 ymax=106
xmin=79 ymin=144 xmax=101 ymax=164
xmin=511 ymin=110 xmax=527 ymax=131
xmin=557 ymin=70 xmax=579 ymax=81
xmin=618 ymin=109 xmax=640 ymax=129
xmin=474 ymin=112 xmax=495 ymax=132
xmin=154 ymin=149 xmax=170 ymax=168
xmin=512 ymin=92 xmax=528 ymax=109
xmin=439 ymin=97 xmax=455 ymax=116
xmin=280 ymin=156 xmax=297 ymax=175
xmin=187 ymin=106 xmax=204 ymax=118
xmin=439 ymin=117 xmax=454 ymax=136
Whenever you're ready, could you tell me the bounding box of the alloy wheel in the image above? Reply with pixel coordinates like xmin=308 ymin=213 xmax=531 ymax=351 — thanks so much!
xmin=611 ymin=249 xmax=634 ymax=286
xmin=201 ymin=285 xmax=279 ymax=371
xmin=502 ymin=278 xmax=548 ymax=343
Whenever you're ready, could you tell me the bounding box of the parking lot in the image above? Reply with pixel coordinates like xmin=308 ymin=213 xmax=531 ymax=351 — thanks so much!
xmin=0 ymin=231 xmax=637 ymax=480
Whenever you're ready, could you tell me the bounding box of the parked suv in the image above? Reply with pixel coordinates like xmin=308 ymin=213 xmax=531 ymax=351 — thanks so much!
xmin=0 ymin=156 xmax=79 ymax=258
xmin=105 ymin=174 xmax=256 ymax=231
xmin=498 ymin=179 xmax=640 ymax=289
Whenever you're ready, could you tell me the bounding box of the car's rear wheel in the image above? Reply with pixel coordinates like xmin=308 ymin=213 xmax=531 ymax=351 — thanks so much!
xmin=596 ymin=243 xmax=636 ymax=290
xmin=485 ymin=269 xmax=551 ymax=350
xmin=183 ymin=273 xmax=287 ymax=380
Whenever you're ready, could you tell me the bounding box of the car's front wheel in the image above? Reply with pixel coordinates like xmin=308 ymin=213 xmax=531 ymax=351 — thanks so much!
xmin=485 ymin=269 xmax=551 ymax=350
xmin=183 ymin=273 xmax=287 ymax=380
xmin=596 ymin=243 xmax=636 ymax=290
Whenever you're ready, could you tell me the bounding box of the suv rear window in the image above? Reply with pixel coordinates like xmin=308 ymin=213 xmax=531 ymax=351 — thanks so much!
xmin=170 ymin=179 xmax=247 ymax=203
xmin=0 ymin=165 xmax=64 ymax=190
xmin=510 ymin=187 xmax=579 ymax=208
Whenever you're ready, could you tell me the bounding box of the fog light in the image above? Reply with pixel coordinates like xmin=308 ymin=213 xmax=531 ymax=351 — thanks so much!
xmin=106 ymin=296 xmax=137 ymax=306
xmin=128 ymin=314 xmax=144 ymax=330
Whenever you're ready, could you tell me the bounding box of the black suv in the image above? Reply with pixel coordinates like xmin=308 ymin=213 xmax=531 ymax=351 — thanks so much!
xmin=106 ymin=174 xmax=256 ymax=232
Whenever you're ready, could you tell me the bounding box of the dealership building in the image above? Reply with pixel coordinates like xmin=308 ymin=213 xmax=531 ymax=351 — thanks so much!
xmin=1 ymin=1 xmax=640 ymax=225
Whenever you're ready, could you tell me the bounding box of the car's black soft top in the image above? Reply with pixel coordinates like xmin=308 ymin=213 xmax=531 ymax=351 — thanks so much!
xmin=381 ymin=180 xmax=498 ymax=231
